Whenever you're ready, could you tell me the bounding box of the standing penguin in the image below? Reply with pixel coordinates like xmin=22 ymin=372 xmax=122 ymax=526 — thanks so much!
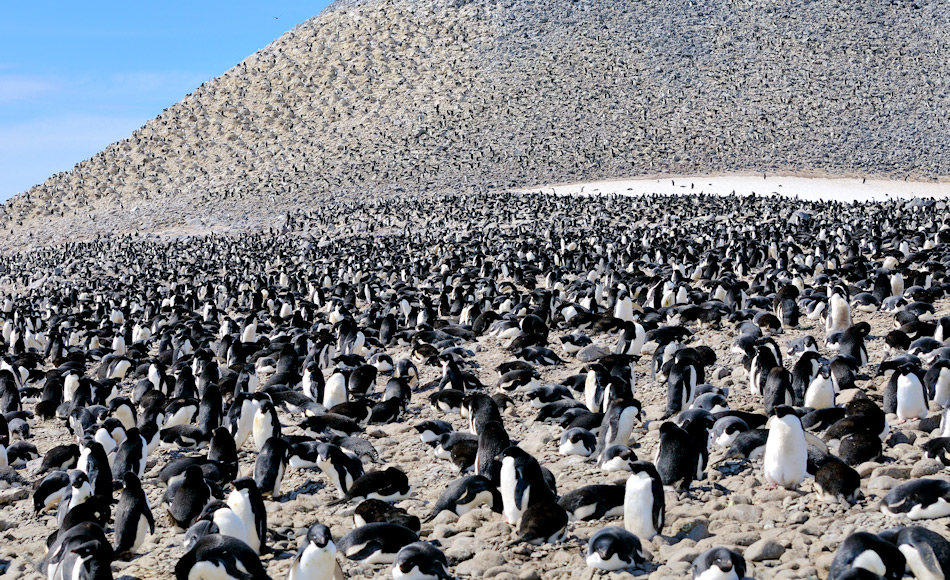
xmin=623 ymin=461 xmax=664 ymax=541
xmin=926 ymin=360 xmax=950 ymax=409
xmin=655 ymin=422 xmax=699 ymax=491
xmin=839 ymin=322 xmax=870 ymax=366
xmin=826 ymin=287 xmax=852 ymax=337
xmin=255 ymin=436 xmax=290 ymax=498
xmin=499 ymin=446 xmax=555 ymax=527
xmin=323 ymin=369 xmax=349 ymax=410
xmin=287 ymin=522 xmax=344 ymax=580
xmin=596 ymin=398 xmax=640 ymax=459
xmin=113 ymin=472 xmax=154 ymax=557
xmin=475 ymin=420 xmax=510 ymax=477
xmin=112 ymin=427 xmax=147 ymax=481
xmin=228 ymin=477 xmax=268 ymax=555
xmin=763 ymin=406 xmax=807 ymax=489
xmin=166 ymin=465 xmax=211 ymax=530
xmin=252 ymin=400 xmax=281 ymax=452
xmin=884 ymin=364 xmax=929 ymax=423
xmin=804 ymin=364 xmax=836 ymax=410
xmin=226 ymin=392 xmax=257 ymax=450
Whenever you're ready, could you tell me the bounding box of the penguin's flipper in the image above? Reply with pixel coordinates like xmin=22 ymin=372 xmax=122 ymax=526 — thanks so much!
xmin=903 ymin=541 xmax=944 ymax=580
xmin=344 ymin=539 xmax=383 ymax=561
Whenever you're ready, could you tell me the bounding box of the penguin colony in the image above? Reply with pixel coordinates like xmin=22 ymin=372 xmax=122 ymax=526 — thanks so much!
xmin=0 ymin=190 xmax=949 ymax=580
xmin=2 ymin=0 xmax=950 ymax=249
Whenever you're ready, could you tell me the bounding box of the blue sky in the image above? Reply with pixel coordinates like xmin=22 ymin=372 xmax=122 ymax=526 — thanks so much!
xmin=0 ymin=1 xmax=333 ymax=202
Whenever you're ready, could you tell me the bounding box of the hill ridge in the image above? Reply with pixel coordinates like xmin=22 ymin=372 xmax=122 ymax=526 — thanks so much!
xmin=2 ymin=0 xmax=949 ymax=248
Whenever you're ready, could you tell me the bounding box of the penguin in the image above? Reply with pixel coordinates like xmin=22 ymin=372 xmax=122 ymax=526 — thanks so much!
xmin=763 ymin=406 xmax=807 ymax=489
xmin=208 ymin=426 xmax=238 ymax=483
xmin=596 ymin=397 xmax=641 ymax=458
xmin=839 ymin=322 xmax=870 ymax=367
xmin=691 ymin=546 xmax=747 ymax=580
xmin=711 ymin=416 xmax=749 ymax=448
xmin=227 ymin=477 xmax=268 ymax=555
xmin=252 ymin=399 xmax=281 ymax=452
xmin=925 ymin=359 xmax=950 ymax=409
xmin=475 ymin=420 xmax=510 ymax=476
xmin=33 ymin=470 xmax=70 ymax=513
xmin=884 ymin=363 xmax=929 ymax=423
xmin=323 ymin=369 xmax=348 ymax=410
xmin=814 ymin=461 xmax=862 ymax=503
xmin=113 ymin=472 xmax=154 ymax=557
xmin=55 ymin=538 xmax=115 ymax=580
xmin=586 ymin=526 xmax=644 ymax=571
xmin=424 ymin=475 xmax=500 ymax=522
xmin=336 ymin=522 xmax=418 ymax=564
xmin=254 ymin=436 xmax=290 ymax=498
xmin=763 ymin=366 xmax=794 ymax=415
xmin=559 ymin=427 xmax=597 ymax=457
xmin=826 ymin=288 xmax=852 ymax=337
xmin=76 ymin=439 xmax=112 ymax=498
xmin=828 ymin=531 xmax=905 ymax=580
xmin=175 ymin=534 xmax=271 ymax=580
xmin=434 ymin=432 xmax=477 ymax=461
xmin=804 ymin=364 xmax=836 ymax=410
xmin=598 ymin=445 xmax=638 ymax=471
xmin=881 ymin=479 xmax=950 ymax=520
xmin=500 ymin=446 xmax=555 ymax=526
xmin=38 ymin=443 xmax=79 ymax=475
xmin=58 ymin=470 xmax=94 ymax=527
xmin=354 ymin=499 xmax=420 ymax=532
xmin=315 ymin=442 xmax=365 ymax=499
xmin=654 ymin=421 xmax=700 ymax=490
xmin=414 ymin=420 xmax=453 ymax=446
xmin=226 ymin=392 xmax=257 ymax=450
xmin=111 ymin=427 xmax=147 ymax=481
xmin=557 ymin=484 xmax=625 ymax=521
xmin=166 ymin=464 xmax=211 ymax=531
xmin=623 ymin=461 xmax=664 ymax=541
xmin=516 ymin=499 xmax=568 ymax=545
xmin=391 ymin=541 xmax=451 ymax=580
xmin=330 ymin=466 xmax=411 ymax=504
xmin=877 ymin=526 xmax=950 ymax=580
xmin=287 ymin=522 xmax=344 ymax=580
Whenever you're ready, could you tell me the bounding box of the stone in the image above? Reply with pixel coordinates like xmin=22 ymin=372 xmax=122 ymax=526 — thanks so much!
xmin=455 ymin=551 xmax=507 ymax=576
xmin=911 ymin=458 xmax=945 ymax=478
xmin=712 ymin=504 xmax=763 ymax=523
xmin=745 ymin=539 xmax=786 ymax=562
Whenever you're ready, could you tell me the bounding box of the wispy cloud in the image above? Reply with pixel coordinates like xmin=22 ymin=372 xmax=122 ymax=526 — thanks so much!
xmin=0 ymin=75 xmax=59 ymax=104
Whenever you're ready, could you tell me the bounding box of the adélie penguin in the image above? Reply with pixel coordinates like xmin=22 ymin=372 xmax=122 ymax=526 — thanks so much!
xmin=391 ymin=541 xmax=452 ymax=580
xmin=877 ymin=525 xmax=950 ymax=580
xmin=499 ymin=446 xmax=555 ymax=527
xmin=828 ymin=531 xmax=905 ymax=580
xmin=586 ymin=526 xmax=645 ymax=571
xmin=880 ymin=479 xmax=950 ymax=520
xmin=113 ymin=472 xmax=154 ymax=557
xmin=763 ymin=406 xmax=807 ymax=489
xmin=337 ymin=522 xmax=418 ymax=564
xmin=623 ymin=461 xmax=664 ymax=541
xmin=227 ymin=477 xmax=268 ymax=555
xmin=175 ymin=534 xmax=271 ymax=580
xmin=691 ymin=546 xmax=747 ymax=580
xmin=287 ymin=522 xmax=344 ymax=580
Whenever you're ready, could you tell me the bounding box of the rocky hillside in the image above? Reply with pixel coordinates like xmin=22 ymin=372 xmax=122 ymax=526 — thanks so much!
xmin=3 ymin=0 xmax=949 ymax=248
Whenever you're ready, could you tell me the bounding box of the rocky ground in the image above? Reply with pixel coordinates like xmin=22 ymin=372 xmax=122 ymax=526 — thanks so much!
xmin=1 ymin=295 xmax=948 ymax=580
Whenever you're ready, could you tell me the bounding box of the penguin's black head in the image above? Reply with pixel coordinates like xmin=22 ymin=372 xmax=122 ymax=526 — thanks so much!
xmin=69 ymin=470 xmax=89 ymax=489
xmin=71 ymin=539 xmax=107 ymax=559
xmin=307 ymin=523 xmax=332 ymax=548
xmin=773 ymin=405 xmax=797 ymax=419
xmin=122 ymin=471 xmax=141 ymax=490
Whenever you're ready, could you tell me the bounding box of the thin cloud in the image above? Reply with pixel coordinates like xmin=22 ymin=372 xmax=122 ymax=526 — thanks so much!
xmin=0 ymin=75 xmax=59 ymax=104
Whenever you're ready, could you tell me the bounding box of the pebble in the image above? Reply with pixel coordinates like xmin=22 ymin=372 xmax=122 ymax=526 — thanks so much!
xmin=746 ymin=539 xmax=786 ymax=562
xmin=911 ymin=458 xmax=945 ymax=478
